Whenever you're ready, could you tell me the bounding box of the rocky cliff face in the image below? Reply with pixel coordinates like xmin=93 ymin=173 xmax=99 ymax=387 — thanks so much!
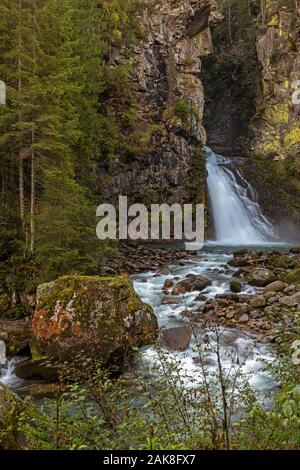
xmin=98 ymin=0 xmax=221 ymax=205
xmin=252 ymin=4 xmax=300 ymax=158
xmin=244 ymin=4 xmax=300 ymax=236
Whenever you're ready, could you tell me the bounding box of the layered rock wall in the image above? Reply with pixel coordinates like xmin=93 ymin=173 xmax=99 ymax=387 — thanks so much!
xmin=99 ymin=0 xmax=221 ymax=205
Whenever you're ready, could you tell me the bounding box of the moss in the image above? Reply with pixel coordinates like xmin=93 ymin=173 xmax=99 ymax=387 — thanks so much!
xmin=30 ymin=340 xmax=47 ymax=362
xmin=284 ymin=268 xmax=300 ymax=285
xmin=268 ymin=254 xmax=290 ymax=269
xmin=268 ymin=14 xmax=279 ymax=26
xmin=0 ymin=290 xmax=10 ymax=314
xmin=38 ymin=274 xmax=137 ymax=322
xmin=2 ymin=304 xmax=31 ymax=320
xmin=284 ymin=126 xmax=300 ymax=149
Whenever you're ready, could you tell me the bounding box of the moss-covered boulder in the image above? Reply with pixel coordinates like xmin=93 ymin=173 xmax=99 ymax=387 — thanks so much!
xmin=284 ymin=268 xmax=300 ymax=285
xmin=247 ymin=267 xmax=276 ymax=287
xmin=32 ymin=275 xmax=158 ymax=368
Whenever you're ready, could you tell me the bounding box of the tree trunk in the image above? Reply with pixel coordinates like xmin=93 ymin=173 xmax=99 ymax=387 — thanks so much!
xmin=18 ymin=0 xmax=28 ymax=248
xmin=261 ymin=0 xmax=266 ymax=27
xmin=247 ymin=0 xmax=251 ymax=16
xmin=30 ymin=0 xmax=38 ymax=253
xmin=228 ymin=0 xmax=233 ymax=45
xmin=30 ymin=146 xmax=35 ymax=253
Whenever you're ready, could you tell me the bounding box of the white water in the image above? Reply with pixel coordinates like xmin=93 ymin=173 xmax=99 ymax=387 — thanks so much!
xmin=0 ymin=357 xmax=24 ymax=389
xmin=133 ymin=251 xmax=277 ymax=397
xmin=206 ymin=147 xmax=278 ymax=245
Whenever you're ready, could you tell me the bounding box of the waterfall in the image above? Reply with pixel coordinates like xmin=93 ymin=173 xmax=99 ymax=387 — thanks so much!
xmin=206 ymin=147 xmax=277 ymax=245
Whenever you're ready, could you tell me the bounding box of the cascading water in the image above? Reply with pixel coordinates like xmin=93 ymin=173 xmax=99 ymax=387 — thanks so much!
xmin=206 ymin=146 xmax=277 ymax=245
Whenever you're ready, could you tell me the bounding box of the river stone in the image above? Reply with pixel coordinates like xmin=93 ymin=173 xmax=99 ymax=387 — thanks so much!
xmin=238 ymin=314 xmax=249 ymax=323
xmin=226 ymin=311 xmax=235 ymax=320
xmin=160 ymin=326 xmax=192 ymax=351
xmin=248 ymin=268 xmax=276 ymax=287
xmin=15 ymin=359 xmax=58 ymax=382
xmin=280 ymin=292 xmax=300 ymax=307
xmin=289 ymin=247 xmax=300 ymax=254
xmin=250 ymin=295 xmax=266 ymax=308
xmin=172 ymin=275 xmax=211 ymax=295
xmin=215 ymin=293 xmax=239 ymax=302
xmin=268 ymin=296 xmax=279 ymax=304
xmin=154 ymin=267 xmax=170 ymax=277
xmin=194 ymin=293 xmax=207 ymax=302
xmin=32 ymin=275 xmax=158 ymax=368
xmin=163 ymin=279 xmax=174 ymax=290
xmin=264 ymin=281 xmax=287 ymax=293
xmin=230 ymin=280 xmax=243 ymax=293
xmin=161 ymin=296 xmax=181 ymax=305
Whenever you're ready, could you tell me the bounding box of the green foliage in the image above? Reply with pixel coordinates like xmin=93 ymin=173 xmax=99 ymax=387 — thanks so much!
xmin=0 ymin=0 xmax=144 ymax=290
xmin=9 ymin=335 xmax=299 ymax=451
xmin=35 ymin=169 xmax=101 ymax=280
xmin=236 ymin=385 xmax=300 ymax=450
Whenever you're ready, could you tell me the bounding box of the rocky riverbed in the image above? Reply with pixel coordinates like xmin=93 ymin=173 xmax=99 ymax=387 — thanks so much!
xmin=1 ymin=244 xmax=299 ymax=398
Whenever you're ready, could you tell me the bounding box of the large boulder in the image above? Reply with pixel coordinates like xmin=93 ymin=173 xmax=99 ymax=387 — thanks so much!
xmin=15 ymin=359 xmax=58 ymax=382
xmin=160 ymin=326 xmax=192 ymax=351
xmin=279 ymin=293 xmax=300 ymax=307
xmin=247 ymin=268 xmax=276 ymax=287
xmin=32 ymin=275 xmax=158 ymax=368
xmin=230 ymin=280 xmax=243 ymax=293
xmin=172 ymin=275 xmax=211 ymax=295
xmin=264 ymin=280 xmax=287 ymax=293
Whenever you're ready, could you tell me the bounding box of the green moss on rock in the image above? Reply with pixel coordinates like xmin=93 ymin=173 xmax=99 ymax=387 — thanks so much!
xmin=284 ymin=268 xmax=300 ymax=285
xmin=33 ymin=275 xmax=158 ymax=369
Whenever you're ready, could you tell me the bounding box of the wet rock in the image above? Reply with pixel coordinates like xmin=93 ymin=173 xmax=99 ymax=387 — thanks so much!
xmin=163 ymin=279 xmax=174 ymax=290
xmin=161 ymin=297 xmax=181 ymax=305
xmin=172 ymin=275 xmax=211 ymax=295
xmin=160 ymin=326 xmax=192 ymax=351
xmin=264 ymin=280 xmax=287 ymax=293
xmin=154 ymin=267 xmax=171 ymax=277
xmin=15 ymin=359 xmax=58 ymax=382
xmin=289 ymin=247 xmax=300 ymax=254
xmin=203 ymin=301 xmax=216 ymax=313
xmin=230 ymin=280 xmax=243 ymax=293
xmin=194 ymin=293 xmax=207 ymax=302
